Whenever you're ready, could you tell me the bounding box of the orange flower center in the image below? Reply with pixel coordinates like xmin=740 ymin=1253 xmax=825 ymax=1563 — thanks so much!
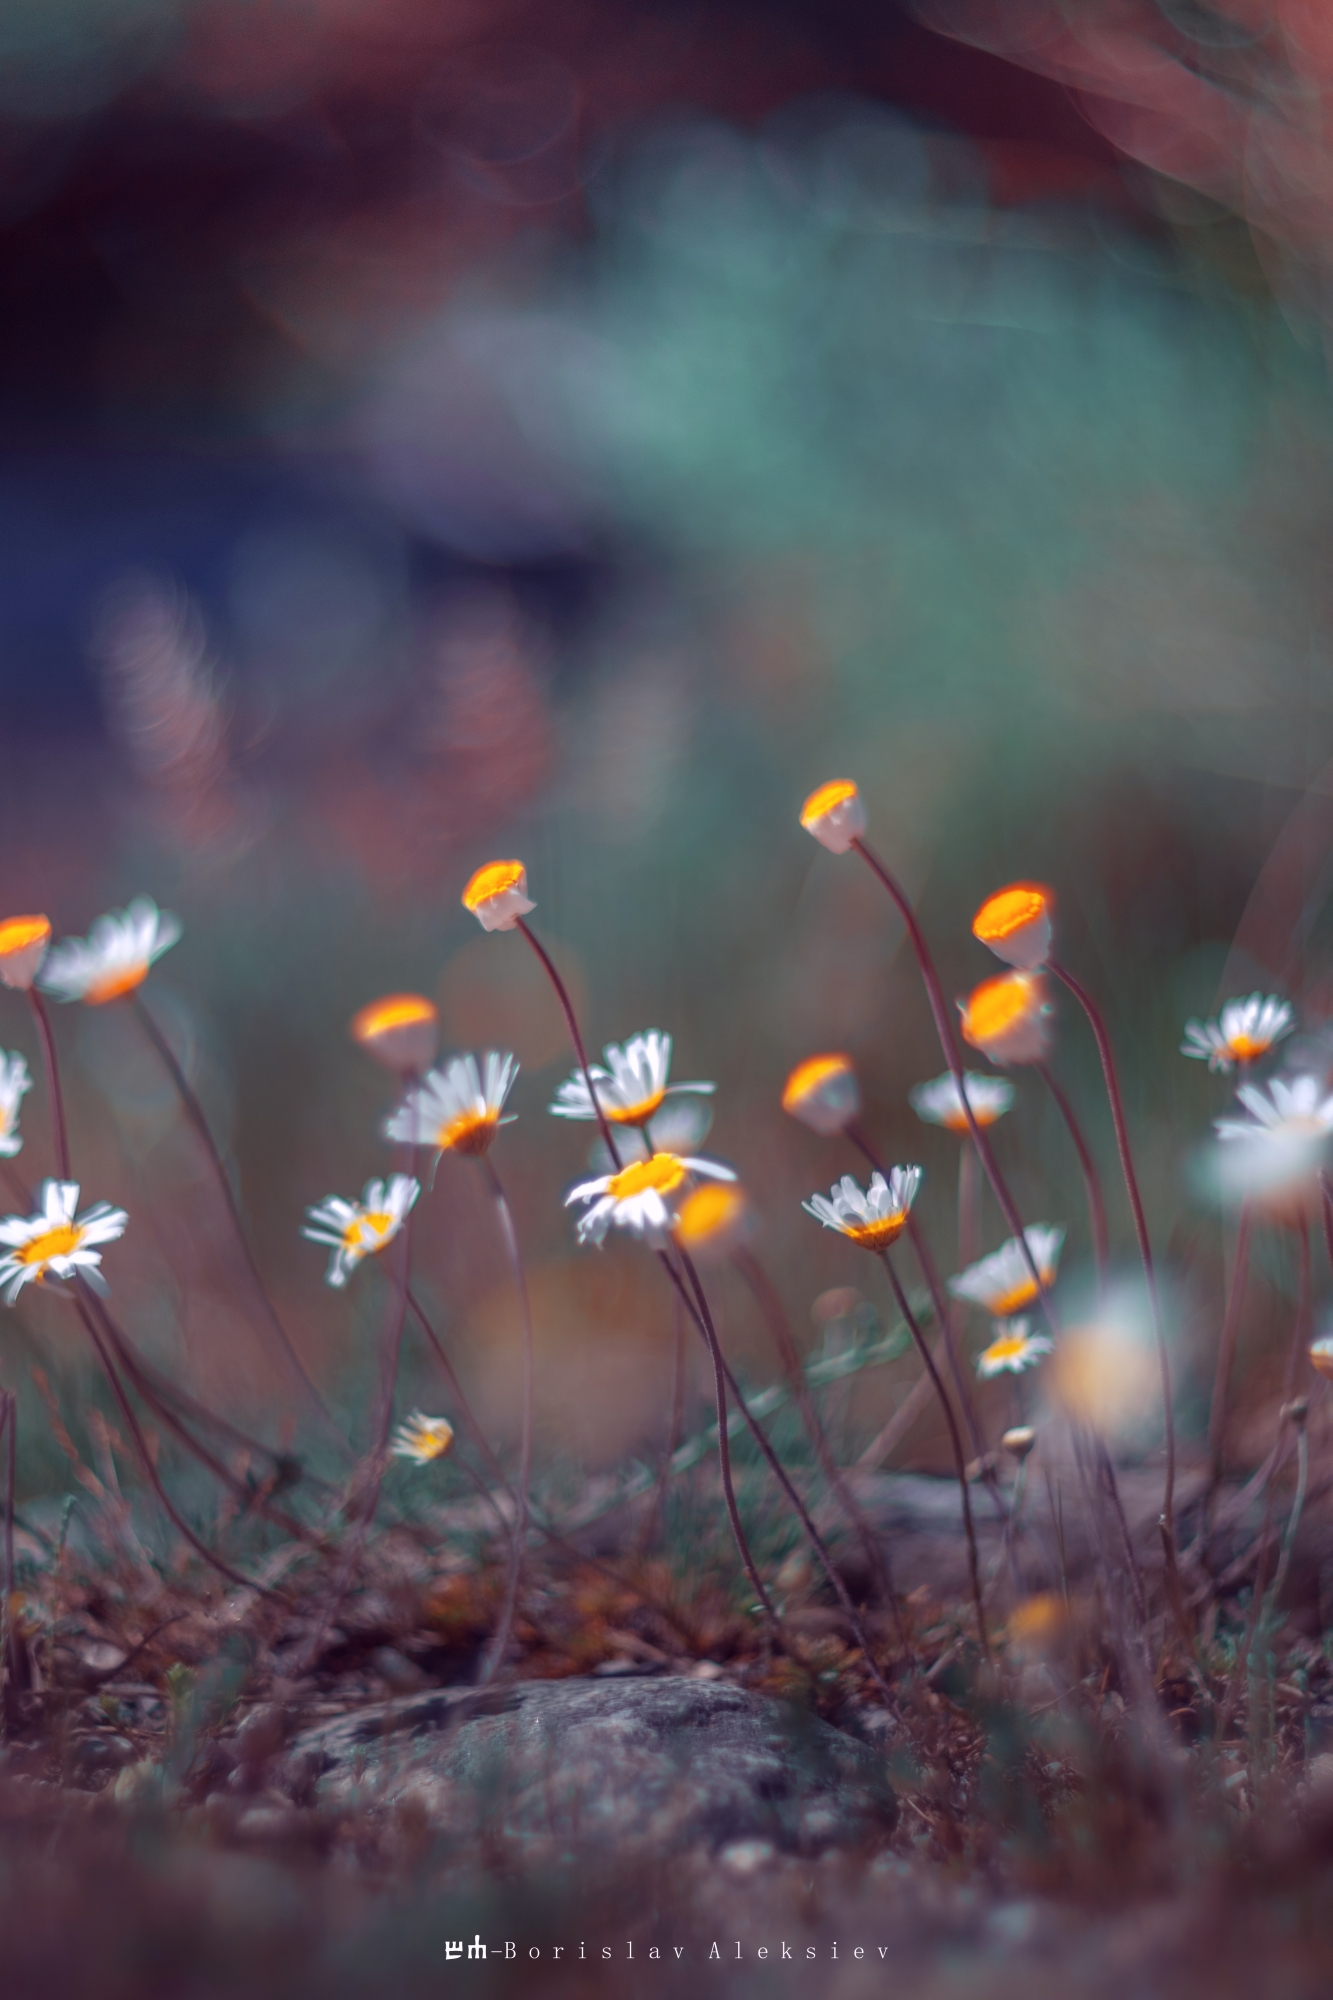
xmin=84 ymin=962 xmax=150 ymax=1006
xmin=437 ymin=1110 xmax=498 ymax=1156
xmin=607 ymin=1154 xmax=689 ymax=1201
xmin=972 ymin=885 xmax=1049 ymax=944
xmin=963 ymin=974 xmax=1038 ymax=1045
xmin=675 ymin=1183 xmax=745 ymax=1246
xmin=842 ymin=1213 xmax=907 ymax=1250
xmin=352 ymin=993 xmax=437 ymax=1041
xmin=799 ymin=780 xmax=858 ymax=828
xmin=983 ymin=1332 xmax=1029 ymax=1365
xmin=0 ymin=915 xmax=50 ymax=956
xmin=462 ymin=860 xmax=526 ymax=911
xmin=1227 ymin=1033 xmax=1268 ymax=1062
xmin=986 ymin=1277 xmax=1041 ymax=1316
xmin=344 ymin=1211 xmax=393 ymax=1250
xmin=606 ymin=1087 xmax=666 ymax=1126
xmin=782 ymin=1054 xmax=852 ymax=1108
xmin=18 ymin=1224 xmax=83 ymax=1267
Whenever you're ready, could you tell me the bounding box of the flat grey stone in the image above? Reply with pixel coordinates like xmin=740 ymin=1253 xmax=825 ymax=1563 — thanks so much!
xmin=289 ymin=1676 xmax=897 ymax=1857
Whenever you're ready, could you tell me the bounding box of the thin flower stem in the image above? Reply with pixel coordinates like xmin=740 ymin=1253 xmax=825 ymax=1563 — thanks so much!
xmin=678 ymin=1249 xmax=905 ymax=1706
xmin=639 ymin=1287 xmax=686 ymax=1557
xmin=1320 ymin=1172 xmax=1333 ymax=1277
xmin=477 ymin=1156 xmax=534 ymax=1686
xmin=734 ymin=1244 xmax=908 ymax=1642
xmin=1035 ymin=1061 xmax=1109 ymax=1290
xmin=850 ymin=839 xmax=1058 ymax=1334
xmin=878 ymin=1247 xmax=990 ymax=1658
xmin=845 ymin=1119 xmax=985 ymax=1464
xmin=72 ymin=1287 xmax=269 ymax=1597
xmin=515 ymin=919 xmax=623 ymax=1168
xmin=958 ymin=1142 xmax=981 ymax=1273
xmin=406 ymin=1286 xmax=511 ymax=1499
xmin=1286 ymin=1223 xmax=1312 ymax=1401
xmin=1048 ymin=958 xmax=1176 ymax=1549
xmin=1 ymin=1392 xmax=15 ymax=1724
xmin=127 ymin=991 xmax=342 ymax=1447
xmin=655 ymin=1251 xmax=786 ymax=1646
xmin=1207 ymin=1204 xmax=1253 ymax=1484
xmin=28 ymin=991 xmax=70 ymax=1180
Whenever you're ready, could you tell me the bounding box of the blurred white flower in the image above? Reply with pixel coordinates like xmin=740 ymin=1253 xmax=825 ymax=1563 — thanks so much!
xmin=551 ymin=1030 xmax=712 ymax=1129
xmin=461 ymin=860 xmax=535 ymax=933
xmin=909 ymin=1070 xmax=1014 ymax=1133
xmin=976 ymin=1318 xmax=1053 ymax=1377
xmin=391 ymin=1412 xmax=455 ymax=1463
xmin=0 ymin=1051 xmax=31 ymax=1158
xmin=566 ymin=1151 xmax=734 ymax=1247
xmin=303 ymin=1175 xmax=419 ymax=1288
xmin=803 ymin=1167 xmax=922 ymax=1251
xmin=1182 ymin=994 xmax=1294 ymax=1074
xmin=799 ymin=779 xmax=866 ymax=855
xmin=950 ymin=1226 xmax=1065 ymax=1316
xmin=39 ymin=897 xmax=181 ymax=1006
xmin=971 ymin=884 xmax=1054 ymax=971
xmin=782 ymin=1053 xmax=860 ymax=1136
xmin=351 ymin=993 xmax=440 ymax=1074
xmin=0 ymin=1181 xmax=128 ymax=1303
xmin=386 ymin=1053 xmax=517 ymax=1157
xmin=1212 ymin=1074 xmax=1333 ymax=1207
xmin=0 ymin=915 xmax=50 ymax=992
xmin=959 ymin=971 xmax=1053 ymax=1067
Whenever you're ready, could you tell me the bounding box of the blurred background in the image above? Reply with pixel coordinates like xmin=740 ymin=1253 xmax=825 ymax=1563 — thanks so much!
xmin=2 ymin=0 xmax=1332 ymax=1498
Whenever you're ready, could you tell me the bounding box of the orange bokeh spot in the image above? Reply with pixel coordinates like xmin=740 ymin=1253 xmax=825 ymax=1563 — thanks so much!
xmin=352 ymin=993 xmax=437 ymax=1042
xmin=799 ymin=779 xmax=858 ymax=828
xmin=675 ymin=1182 xmax=746 ymax=1247
xmin=963 ymin=973 xmax=1039 ymax=1044
xmin=0 ymin=915 xmax=50 ymax=955
xmin=781 ymin=1053 xmax=853 ymax=1108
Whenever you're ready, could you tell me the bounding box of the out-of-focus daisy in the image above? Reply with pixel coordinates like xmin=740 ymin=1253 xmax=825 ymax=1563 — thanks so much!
xmin=386 ymin=1053 xmax=518 ymax=1158
xmin=581 ymin=1090 xmax=716 ymax=1175
xmin=39 ymin=897 xmax=181 ymax=1006
xmin=351 ymin=993 xmax=439 ymax=1074
xmin=674 ymin=1181 xmax=752 ymax=1260
xmin=566 ymin=1151 xmax=735 ymax=1248
xmin=0 ymin=914 xmax=50 ymax=992
xmin=461 ymin=860 xmax=535 ymax=933
xmin=803 ymin=1167 xmax=922 ymax=1251
xmin=959 ymin=971 xmax=1053 ymax=1067
xmin=391 ymin=1412 xmax=455 ymax=1463
xmin=971 ymin=884 xmax=1054 ymax=971
xmin=1050 ymin=1294 xmax=1158 ymax=1439
xmin=1001 ymin=1425 xmax=1036 ymax=1459
xmin=1212 ymin=1074 xmax=1333 ymax=1207
xmin=976 ymin=1318 xmax=1053 ymax=1378
xmin=303 ymin=1175 xmax=419 ymax=1289
xmin=551 ymin=1030 xmax=713 ymax=1130
xmin=0 ymin=1051 xmax=31 ymax=1158
xmin=781 ymin=1053 xmax=860 ymax=1136
xmin=949 ymin=1226 xmax=1065 ymax=1316
xmin=799 ymin=779 xmax=866 ymax=855
xmin=0 ymin=1180 xmax=128 ymax=1303
xmin=1182 ymin=994 xmax=1294 ymax=1074
xmin=909 ymin=1070 xmax=1014 ymax=1133
xmin=1309 ymin=1335 xmax=1333 ymax=1381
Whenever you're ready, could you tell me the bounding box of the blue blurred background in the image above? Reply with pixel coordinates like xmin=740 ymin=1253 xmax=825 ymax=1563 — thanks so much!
xmin=3 ymin=0 xmax=1331 ymax=1489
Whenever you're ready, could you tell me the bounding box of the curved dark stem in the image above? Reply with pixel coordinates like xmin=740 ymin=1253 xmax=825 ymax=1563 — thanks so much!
xmin=1287 ymin=1223 xmax=1312 ymax=1401
xmin=654 ymin=1251 xmax=786 ymax=1646
xmin=639 ymin=1288 xmax=687 ymax=1557
xmin=1208 ymin=1205 xmax=1253 ymax=1487
xmin=1 ymin=1393 xmax=16 ymax=1724
xmin=406 ymin=1287 xmax=511 ymax=1504
xmin=515 ymin=919 xmax=623 ymax=1170
xmin=128 ymin=990 xmax=342 ymax=1447
xmin=1320 ymin=1173 xmax=1333 ymax=1277
xmin=675 ymin=1250 xmax=903 ymax=1709
xmin=1048 ymin=959 xmax=1175 ymax=1549
xmin=734 ymin=1244 xmax=908 ymax=1643
xmin=879 ymin=1248 xmax=990 ymax=1658
xmin=850 ymin=837 xmax=1058 ymax=1337
xmin=72 ymin=1287 xmax=271 ymax=1597
xmin=28 ymin=991 xmax=70 ymax=1181
xmin=1036 ymin=1061 xmax=1110 ymax=1291
xmin=477 ymin=1157 xmax=535 ymax=1686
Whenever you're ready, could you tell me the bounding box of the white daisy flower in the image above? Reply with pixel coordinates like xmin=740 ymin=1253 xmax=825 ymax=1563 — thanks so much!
xmin=1212 ymin=1074 xmax=1333 ymax=1205
xmin=302 ymin=1175 xmax=419 ymax=1289
xmin=351 ymin=993 xmax=439 ymax=1074
xmin=0 ymin=1180 xmax=128 ymax=1304
xmin=0 ymin=914 xmax=51 ymax=992
xmin=802 ymin=1167 xmax=922 ymax=1252
xmin=1309 ymin=1334 xmax=1333 ymax=1381
xmin=781 ymin=1054 xmax=860 ymax=1136
xmin=582 ymin=1092 xmax=715 ymax=1176
xmin=976 ymin=1318 xmax=1054 ymax=1378
xmin=959 ymin=971 xmax=1053 ymax=1067
xmin=385 ymin=1053 xmax=518 ymax=1157
xmin=909 ymin=1070 xmax=1014 ymax=1134
xmin=799 ymin=779 xmax=866 ymax=855
xmin=565 ymin=1151 xmax=736 ymax=1248
xmin=971 ymin=884 xmax=1054 ymax=971
xmin=0 ymin=1051 xmax=32 ymax=1158
xmin=391 ymin=1412 xmax=455 ymax=1463
xmin=1182 ymin=994 xmax=1294 ymax=1073
xmin=550 ymin=1030 xmax=713 ymax=1130
xmin=949 ymin=1226 xmax=1065 ymax=1317
xmin=461 ymin=860 xmax=535 ymax=933
xmin=39 ymin=896 xmax=182 ymax=1006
